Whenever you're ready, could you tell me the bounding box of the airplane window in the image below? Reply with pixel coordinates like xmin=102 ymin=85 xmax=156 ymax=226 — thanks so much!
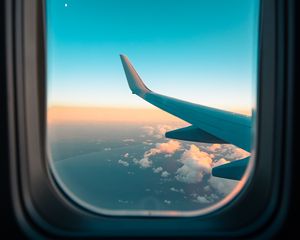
xmin=47 ymin=0 xmax=259 ymax=216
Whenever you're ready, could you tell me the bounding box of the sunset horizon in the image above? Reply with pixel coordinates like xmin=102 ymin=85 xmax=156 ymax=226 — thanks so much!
xmin=48 ymin=105 xmax=252 ymax=124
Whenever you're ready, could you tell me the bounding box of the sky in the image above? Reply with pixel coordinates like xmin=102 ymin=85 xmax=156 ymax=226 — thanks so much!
xmin=47 ymin=0 xmax=260 ymax=117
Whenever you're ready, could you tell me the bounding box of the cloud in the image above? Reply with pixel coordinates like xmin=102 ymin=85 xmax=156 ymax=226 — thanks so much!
xmin=145 ymin=140 xmax=181 ymax=157
xmin=176 ymin=165 xmax=206 ymax=183
xmin=164 ymin=200 xmax=171 ymax=204
xmin=138 ymin=157 xmax=152 ymax=168
xmin=143 ymin=141 xmax=153 ymax=146
xmin=161 ymin=171 xmax=170 ymax=178
xmin=229 ymin=147 xmax=250 ymax=159
xmin=124 ymin=153 xmax=129 ymax=158
xmin=142 ymin=126 xmax=155 ymax=136
xmin=170 ymin=187 xmax=184 ymax=194
xmin=137 ymin=140 xmax=181 ymax=169
xmin=153 ymin=167 xmax=163 ymax=173
xmin=156 ymin=125 xmax=174 ymax=137
xmin=208 ymin=176 xmax=237 ymax=195
xmin=174 ymin=145 xmax=241 ymax=195
xmin=195 ymin=196 xmax=211 ymax=204
xmin=123 ymin=139 xmax=135 ymax=142
xmin=142 ymin=124 xmax=174 ymax=139
xmin=207 ymin=144 xmax=250 ymax=161
xmin=221 ymin=147 xmax=249 ymax=161
xmin=132 ymin=158 xmax=139 ymax=164
xmin=177 ymin=153 xmax=236 ymax=196
xmin=208 ymin=144 xmax=221 ymax=152
xmin=212 ymin=157 xmax=230 ymax=167
xmin=175 ymin=145 xmax=213 ymax=183
xmin=104 ymin=147 xmax=111 ymax=151
xmin=118 ymin=159 xmax=129 ymax=167
xmin=163 ymin=143 xmax=241 ymax=201
xmin=156 ymin=140 xmax=181 ymax=154
xmin=193 ymin=194 xmax=219 ymax=204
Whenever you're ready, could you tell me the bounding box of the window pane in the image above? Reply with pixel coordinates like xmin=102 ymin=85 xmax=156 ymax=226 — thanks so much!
xmin=47 ymin=0 xmax=259 ymax=216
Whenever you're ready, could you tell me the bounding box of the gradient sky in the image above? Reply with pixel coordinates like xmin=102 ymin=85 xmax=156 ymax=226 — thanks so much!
xmin=47 ymin=0 xmax=260 ymax=113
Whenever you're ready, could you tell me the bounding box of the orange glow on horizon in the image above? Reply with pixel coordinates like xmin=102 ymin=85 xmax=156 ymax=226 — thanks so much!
xmin=48 ymin=106 xmax=183 ymax=124
xmin=48 ymin=106 xmax=251 ymax=124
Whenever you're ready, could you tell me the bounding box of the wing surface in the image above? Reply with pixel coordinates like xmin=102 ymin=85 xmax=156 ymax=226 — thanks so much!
xmin=120 ymin=54 xmax=252 ymax=180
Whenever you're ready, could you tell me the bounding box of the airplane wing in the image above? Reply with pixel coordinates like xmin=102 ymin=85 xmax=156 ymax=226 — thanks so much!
xmin=120 ymin=54 xmax=252 ymax=180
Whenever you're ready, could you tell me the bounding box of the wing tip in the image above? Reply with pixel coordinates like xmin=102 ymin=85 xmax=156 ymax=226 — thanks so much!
xmin=120 ymin=54 xmax=151 ymax=96
xmin=120 ymin=54 xmax=127 ymax=60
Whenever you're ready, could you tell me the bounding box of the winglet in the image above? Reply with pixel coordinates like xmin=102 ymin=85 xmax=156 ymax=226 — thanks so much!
xmin=120 ymin=54 xmax=151 ymax=97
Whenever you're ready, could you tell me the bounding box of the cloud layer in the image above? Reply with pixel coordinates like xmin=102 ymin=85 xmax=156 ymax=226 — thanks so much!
xmin=173 ymin=144 xmax=245 ymax=203
xmin=118 ymin=123 xmax=250 ymax=206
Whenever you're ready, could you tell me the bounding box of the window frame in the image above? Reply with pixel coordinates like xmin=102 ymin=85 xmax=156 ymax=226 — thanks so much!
xmin=5 ymin=0 xmax=293 ymax=238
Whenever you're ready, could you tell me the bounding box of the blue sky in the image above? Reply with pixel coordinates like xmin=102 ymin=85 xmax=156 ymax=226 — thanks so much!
xmin=47 ymin=0 xmax=260 ymax=113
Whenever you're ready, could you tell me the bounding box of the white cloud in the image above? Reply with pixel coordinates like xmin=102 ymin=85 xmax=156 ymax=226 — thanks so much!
xmin=175 ymin=143 xmax=249 ymax=187
xmin=123 ymin=139 xmax=135 ymax=142
xmin=132 ymin=158 xmax=139 ymax=164
xmin=208 ymin=176 xmax=237 ymax=195
xmin=156 ymin=125 xmax=174 ymax=138
xmin=155 ymin=140 xmax=181 ymax=154
xmin=164 ymin=200 xmax=171 ymax=204
xmin=161 ymin=171 xmax=170 ymax=178
xmin=138 ymin=140 xmax=181 ymax=169
xmin=194 ymin=193 xmax=219 ymax=204
xmin=118 ymin=159 xmax=129 ymax=167
xmin=174 ymin=151 xmax=238 ymax=197
xmin=175 ymin=145 xmax=213 ymax=183
xmin=223 ymin=147 xmax=250 ymax=160
xmin=142 ymin=125 xmax=174 ymax=139
xmin=145 ymin=140 xmax=181 ymax=158
xmin=104 ymin=147 xmax=111 ymax=151
xmin=195 ymin=196 xmax=211 ymax=204
xmin=176 ymin=165 xmax=206 ymax=183
xmin=142 ymin=126 xmax=155 ymax=136
xmin=170 ymin=187 xmax=184 ymax=194
xmin=153 ymin=167 xmax=163 ymax=173
xmin=143 ymin=141 xmax=153 ymax=146
xmin=124 ymin=153 xmax=129 ymax=158
xmin=138 ymin=157 xmax=152 ymax=168
xmin=207 ymin=144 xmax=250 ymax=161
